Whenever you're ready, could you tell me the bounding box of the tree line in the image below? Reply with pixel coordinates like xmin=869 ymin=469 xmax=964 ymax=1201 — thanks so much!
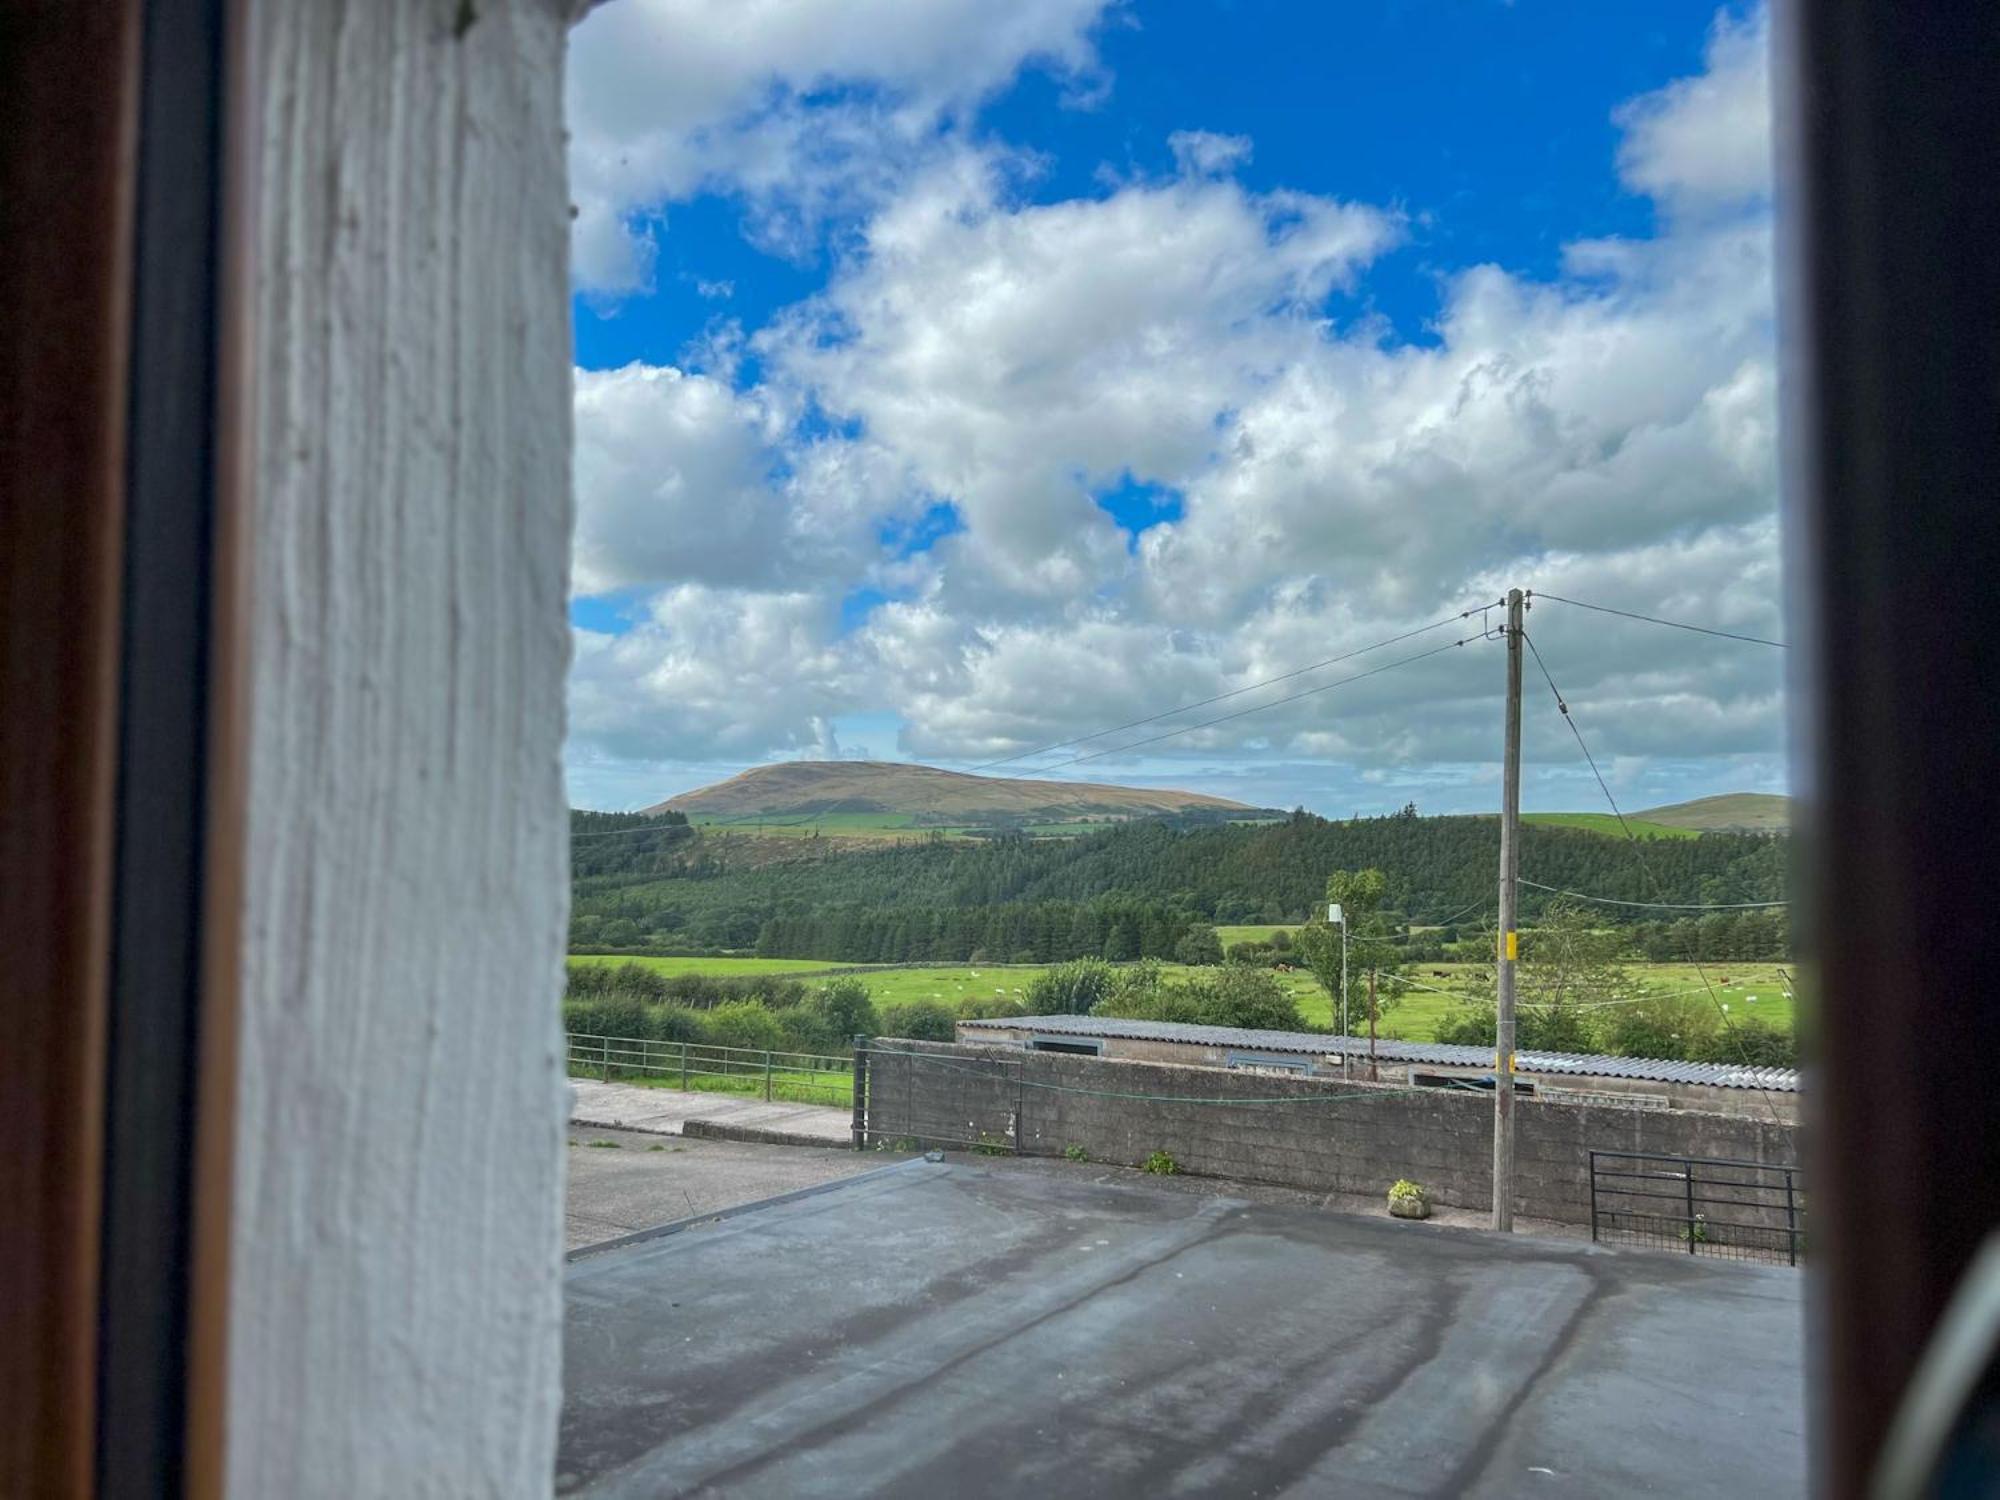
xmin=752 ymin=901 xmax=1227 ymax=966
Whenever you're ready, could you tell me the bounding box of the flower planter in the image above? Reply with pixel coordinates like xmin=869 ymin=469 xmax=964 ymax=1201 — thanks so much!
xmin=1388 ymin=1192 xmax=1431 ymax=1220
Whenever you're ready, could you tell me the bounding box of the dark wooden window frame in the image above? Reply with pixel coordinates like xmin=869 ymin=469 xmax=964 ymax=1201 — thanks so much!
xmin=1 ymin=1 xmax=248 ymax=1495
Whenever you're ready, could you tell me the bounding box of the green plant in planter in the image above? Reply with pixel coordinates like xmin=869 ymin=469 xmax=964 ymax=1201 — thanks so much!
xmin=1143 ymin=1149 xmax=1180 ymax=1175
xmin=1387 ymin=1179 xmax=1431 ymax=1219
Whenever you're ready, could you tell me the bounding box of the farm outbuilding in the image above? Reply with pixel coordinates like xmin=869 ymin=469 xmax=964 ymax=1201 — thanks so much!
xmin=955 ymin=1014 xmax=1799 ymax=1121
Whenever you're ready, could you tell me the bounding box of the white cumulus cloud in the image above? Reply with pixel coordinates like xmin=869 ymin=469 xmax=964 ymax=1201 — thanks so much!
xmin=565 ymin=5 xmax=1786 ymax=813
xmin=567 ymin=0 xmax=1118 ymax=291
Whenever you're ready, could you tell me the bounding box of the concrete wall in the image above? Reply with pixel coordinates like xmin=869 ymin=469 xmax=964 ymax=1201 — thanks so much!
xmin=866 ymin=1042 xmax=1802 ymax=1229
xmin=227 ymin=2 xmax=576 ymax=1492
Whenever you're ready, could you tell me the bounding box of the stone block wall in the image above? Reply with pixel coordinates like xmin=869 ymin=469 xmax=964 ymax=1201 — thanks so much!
xmin=862 ymin=1041 xmax=1801 ymax=1228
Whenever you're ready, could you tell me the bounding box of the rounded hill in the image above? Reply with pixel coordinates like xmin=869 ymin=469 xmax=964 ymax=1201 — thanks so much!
xmin=645 ymin=761 xmax=1260 ymax=823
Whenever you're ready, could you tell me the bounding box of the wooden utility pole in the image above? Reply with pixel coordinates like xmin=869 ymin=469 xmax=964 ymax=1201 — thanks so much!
xmin=1493 ymin=587 xmax=1524 ymax=1231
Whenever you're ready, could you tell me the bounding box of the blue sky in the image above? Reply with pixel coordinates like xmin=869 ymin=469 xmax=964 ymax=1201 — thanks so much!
xmin=564 ymin=1 xmax=1783 ymax=815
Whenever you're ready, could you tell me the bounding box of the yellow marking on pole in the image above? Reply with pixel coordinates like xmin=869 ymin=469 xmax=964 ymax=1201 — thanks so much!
xmin=1504 ymin=930 xmax=1518 ymax=961
xmin=1495 ymin=1051 xmax=1515 ymax=1074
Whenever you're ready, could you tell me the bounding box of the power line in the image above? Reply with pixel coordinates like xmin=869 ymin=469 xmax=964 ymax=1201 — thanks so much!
xmin=961 ymin=601 xmax=1501 ymax=775
xmin=1521 ymin=630 xmax=1792 ymax=1122
xmin=1519 ymin=878 xmax=1787 ymax=911
xmin=997 ymin=633 xmax=1487 ymax=780
xmin=1534 ymin=592 xmax=1788 ymax=650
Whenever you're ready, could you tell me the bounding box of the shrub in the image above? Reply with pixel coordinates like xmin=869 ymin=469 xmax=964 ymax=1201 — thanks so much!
xmin=1597 ymin=993 xmax=1719 ymax=1061
xmin=1142 ymin=1150 xmax=1180 ymax=1175
xmin=561 ymin=992 xmax=651 ymax=1040
xmin=607 ymin=961 xmax=667 ymax=1001
xmin=701 ymin=1001 xmax=786 ymax=1054
xmin=1696 ymin=1020 xmax=1797 ymax=1069
xmin=878 ymin=1000 xmax=956 ymax=1042
xmin=1027 ymin=958 xmax=1115 ymax=1015
xmin=957 ymin=994 xmax=1027 ymax=1021
xmin=809 ymin=977 xmax=878 ymax=1044
xmin=1388 ymin=1179 xmax=1427 ymax=1204
xmin=1173 ymin=924 xmax=1225 ymax=966
xmin=1095 ymin=963 xmax=1303 ymax=1032
xmin=1432 ymin=1004 xmax=1497 ymax=1047
xmin=645 ymin=1004 xmax=707 ymax=1044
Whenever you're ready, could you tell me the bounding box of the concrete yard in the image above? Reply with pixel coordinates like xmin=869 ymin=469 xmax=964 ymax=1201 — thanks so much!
xmin=561 ymin=1155 xmax=1806 ymax=1497
xmin=568 ymin=1078 xmax=852 ymax=1142
xmin=565 ymin=1129 xmax=894 ymax=1253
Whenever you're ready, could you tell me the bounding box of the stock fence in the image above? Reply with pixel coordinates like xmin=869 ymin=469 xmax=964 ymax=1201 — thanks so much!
xmin=565 ymin=1032 xmax=855 ymax=1108
xmin=1589 ymin=1149 xmax=1804 ymax=1265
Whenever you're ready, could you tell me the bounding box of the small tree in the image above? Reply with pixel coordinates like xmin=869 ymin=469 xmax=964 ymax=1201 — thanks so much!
xmin=1093 ymin=963 xmax=1302 ymax=1031
xmin=1296 ymin=870 xmax=1404 ymax=1071
xmin=1173 ymin=924 xmax=1224 ymax=966
xmin=1028 ymin=957 xmax=1115 ymax=1015
xmin=878 ymin=1000 xmax=956 ymax=1042
xmin=811 ymin=977 xmax=879 ymax=1043
xmin=1598 ymin=991 xmax=1719 ymax=1062
xmin=1443 ymin=901 xmax=1629 ymax=1054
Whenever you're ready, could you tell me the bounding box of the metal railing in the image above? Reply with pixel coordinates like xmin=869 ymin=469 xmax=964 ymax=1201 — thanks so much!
xmin=566 ymin=1032 xmax=854 ymax=1108
xmin=1589 ymin=1149 xmax=1804 ymax=1265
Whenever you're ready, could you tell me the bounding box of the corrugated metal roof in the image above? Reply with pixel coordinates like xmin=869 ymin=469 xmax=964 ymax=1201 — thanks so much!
xmin=956 ymin=1014 xmax=1799 ymax=1092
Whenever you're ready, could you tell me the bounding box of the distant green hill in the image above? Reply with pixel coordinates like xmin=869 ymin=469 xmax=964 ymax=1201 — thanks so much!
xmin=1635 ymin=793 xmax=1791 ymax=833
xmin=1522 ymin=794 xmax=1790 ymax=839
xmin=570 ymin=807 xmax=1790 ymax=956
xmin=1521 ymin=812 xmax=1695 ymax=840
xmin=646 ymin=760 xmax=1260 ymax=824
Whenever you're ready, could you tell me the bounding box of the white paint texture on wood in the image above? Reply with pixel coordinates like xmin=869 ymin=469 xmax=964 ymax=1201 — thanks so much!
xmin=231 ymin=2 xmax=575 ymax=1492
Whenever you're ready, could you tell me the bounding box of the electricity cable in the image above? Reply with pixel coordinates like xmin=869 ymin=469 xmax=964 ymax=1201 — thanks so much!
xmin=1534 ymin=592 xmax=1787 ymax=650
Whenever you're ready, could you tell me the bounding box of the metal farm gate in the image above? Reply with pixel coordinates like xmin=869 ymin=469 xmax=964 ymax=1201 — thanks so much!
xmin=1589 ymin=1149 xmax=1804 ymax=1265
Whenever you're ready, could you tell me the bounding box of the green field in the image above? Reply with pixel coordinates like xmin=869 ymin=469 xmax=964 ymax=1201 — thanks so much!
xmin=1215 ymin=924 xmax=1295 ymax=947
xmin=567 ymin=954 xmax=1794 ymax=1046
xmin=1372 ymin=962 xmax=1795 ymax=1041
xmin=1521 ymin=812 xmax=1696 ymax=839
xmin=568 ymin=1054 xmax=853 ymax=1107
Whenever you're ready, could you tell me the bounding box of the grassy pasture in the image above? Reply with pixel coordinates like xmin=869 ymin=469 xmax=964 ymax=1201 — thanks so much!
xmin=567 ymin=955 xmax=1794 ymax=1048
xmin=1215 ymin=924 xmax=1295 ymax=947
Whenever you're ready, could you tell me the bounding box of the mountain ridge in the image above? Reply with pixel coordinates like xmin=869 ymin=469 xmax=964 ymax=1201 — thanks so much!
xmin=1633 ymin=792 xmax=1790 ymax=833
xmin=645 ymin=760 xmax=1260 ymax=822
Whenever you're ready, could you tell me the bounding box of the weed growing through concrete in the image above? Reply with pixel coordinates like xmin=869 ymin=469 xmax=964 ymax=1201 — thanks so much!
xmin=1063 ymin=1143 xmax=1089 ymax=1162
xmin=1143 ymin=1150 xmax=1180 ymax=1175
